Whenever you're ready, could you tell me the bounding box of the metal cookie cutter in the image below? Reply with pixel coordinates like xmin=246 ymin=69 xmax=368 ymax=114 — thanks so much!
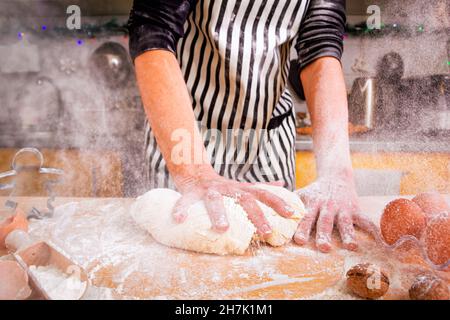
xmin=0 ymin=148 xmax=64 ymax=220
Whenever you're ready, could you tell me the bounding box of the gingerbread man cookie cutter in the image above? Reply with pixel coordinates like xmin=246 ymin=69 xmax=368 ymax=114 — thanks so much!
xmin=0 ymin=148 xmax=64 ymax=219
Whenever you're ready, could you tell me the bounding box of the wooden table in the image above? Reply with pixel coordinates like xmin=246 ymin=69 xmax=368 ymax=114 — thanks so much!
xmin=1 ymin=195 xmax=448 ymax=300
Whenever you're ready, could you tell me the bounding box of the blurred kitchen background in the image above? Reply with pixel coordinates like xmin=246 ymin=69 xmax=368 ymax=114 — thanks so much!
xmin=0 ymin=0 xmax=448 ymax=198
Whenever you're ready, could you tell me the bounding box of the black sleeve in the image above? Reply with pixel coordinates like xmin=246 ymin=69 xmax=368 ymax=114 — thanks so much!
xmin=296 ymin=0 xmax=346 ymax=70
xmin=127 ymin=0 xmax=194 ymax=61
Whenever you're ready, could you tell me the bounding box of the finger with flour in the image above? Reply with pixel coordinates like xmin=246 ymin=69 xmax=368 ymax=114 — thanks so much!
xmin=172 ymin=192 xmax=202 ymax=223
xmin=294 ymin=202 xmax=320 ymax=245
xmin=243 ymin=187 xmax=295 ymax=218
xmin=204 ymin=189 xmax=229 ymax=233
xmin=337 ymin=211 xmax=358 ymax=251
xmin=353 ymin=213 xmax=384 ymax=244
xmin=315 ymin=204 xmax=337 ymax=253
xmin=236 ymin=192 xmax=272 ymax=238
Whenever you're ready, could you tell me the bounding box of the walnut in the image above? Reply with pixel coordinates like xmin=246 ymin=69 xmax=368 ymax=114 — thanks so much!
xmin=346 ymin=263 xmax=390 ymax=299
xmin=409 ymin=273 xmax=449 ymax=300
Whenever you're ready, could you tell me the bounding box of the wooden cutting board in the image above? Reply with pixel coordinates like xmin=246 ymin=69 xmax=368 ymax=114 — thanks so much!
xmin=1 ymin=196 xmax=448 ymax=300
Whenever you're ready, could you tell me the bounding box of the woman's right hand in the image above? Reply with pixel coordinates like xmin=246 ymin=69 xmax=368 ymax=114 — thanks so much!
xmin=172 ymin=167 xmax=296 ymax=238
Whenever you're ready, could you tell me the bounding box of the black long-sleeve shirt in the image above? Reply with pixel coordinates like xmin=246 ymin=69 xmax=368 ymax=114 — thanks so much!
xmin=128 ymin=0 xmax=345 ymax=70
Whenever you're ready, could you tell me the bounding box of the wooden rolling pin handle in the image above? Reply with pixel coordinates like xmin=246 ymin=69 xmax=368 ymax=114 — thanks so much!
xmin=5 ymin=230 xmax=34 ymax=253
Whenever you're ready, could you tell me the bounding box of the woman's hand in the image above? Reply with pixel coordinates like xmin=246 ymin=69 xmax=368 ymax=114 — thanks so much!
xmin=294 ymin=171 xmax=371 ymax=253
xmin=172 ymin=168 xmax=295 ymax=237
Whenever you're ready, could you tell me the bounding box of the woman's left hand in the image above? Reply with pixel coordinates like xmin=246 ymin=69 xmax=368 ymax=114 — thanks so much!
xmin=294 ymin=172 xmax=374 ymax=253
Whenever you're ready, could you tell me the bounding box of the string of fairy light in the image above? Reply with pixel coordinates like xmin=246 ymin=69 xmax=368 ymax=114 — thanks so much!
xmin=15 ymin=18 xmax=128 ymax=46
xmin=13 ymin=19 xmax=450 ymax=67
xmin=17 ymin=26 xmax=84 ymax=46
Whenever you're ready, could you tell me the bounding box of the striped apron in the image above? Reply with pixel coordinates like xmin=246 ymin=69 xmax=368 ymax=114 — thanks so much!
xmin=145 ymin=0 xmax=310 ymax=191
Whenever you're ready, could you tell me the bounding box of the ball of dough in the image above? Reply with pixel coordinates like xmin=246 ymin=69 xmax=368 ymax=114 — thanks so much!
xmin=130 ymin=185 xmax=306 ymax=255
xmin=412 ymin=192 xmax=449 ymax=221
xmin=380 ymin=199 xmax=426 ymax=245
xmin=346 ymin=263 xmax=390 ymax=299
xmin=409 ymin=273 xmax=449 ymax=300
xmin=130 ymin=189 xmax=256 ymax=255
xmin=424 ymin=212 xmax=450 ymax=266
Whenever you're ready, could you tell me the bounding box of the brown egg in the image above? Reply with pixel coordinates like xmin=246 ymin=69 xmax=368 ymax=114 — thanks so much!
xmin=380 ymin=199 xmax=427 ymax=245
xmin=409 ymin=273 xmax=449 ymax=300
xmin=346 ymin=263 xmax=390 ymax=299
xmin=424 ymin=212 xmax=450 ymax=266
xmin=412 ymin=192 xmax=449 ymax=221
xmin=0 ymin=209 xmax=28 ymax=249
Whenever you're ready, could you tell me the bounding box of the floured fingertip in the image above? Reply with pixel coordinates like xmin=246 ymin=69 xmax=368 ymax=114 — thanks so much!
xmin=342 ymin=240 xmax=358 ymax=251
xmin=317 ymin=242 xmax=332 ymax=253
xmin=211 ymin=215 xmax=230 ymax=233
xmin=281 ymin=205 xmax=295 ymax=217
xmin=173 ymin=211 xmax=187 ymax=223
xmin=257 ymin=223 xmax=272 ymax=239
xmin=316 ymin=234 xmax=332 ymax=253
xmin=293 ymin=232 xmax=308 ymax=245
xmin=212 ymin=222 xmax=229 ymax=233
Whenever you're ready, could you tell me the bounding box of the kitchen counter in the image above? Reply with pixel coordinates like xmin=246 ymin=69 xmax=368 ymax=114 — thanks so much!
xmin=1 ymin=195 xmax=449 ymax=300
xmin=296 ymin=135 xmax=450 ymax=153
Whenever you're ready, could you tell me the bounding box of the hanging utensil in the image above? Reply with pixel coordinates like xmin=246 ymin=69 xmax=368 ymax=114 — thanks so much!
xmin=0 ymin=147 xmax=64 ymax=220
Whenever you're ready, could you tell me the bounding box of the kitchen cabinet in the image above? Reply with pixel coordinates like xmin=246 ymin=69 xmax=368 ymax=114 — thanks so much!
xmin=296 ymin=151 xmax=450 ymax=195
xmin=0 ymin=148 xmax=123 ymax=198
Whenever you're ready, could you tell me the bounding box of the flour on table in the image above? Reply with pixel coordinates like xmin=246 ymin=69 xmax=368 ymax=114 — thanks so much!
xmin=130 ymin=185 xmax=306 ymax=255
xmin=82 ymin=285 xmax=114 ymax=300
xmin=29 ymin=265 xmax=87 ymax=300
xmin=25 ymin=195 xmax=445 ymax=300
